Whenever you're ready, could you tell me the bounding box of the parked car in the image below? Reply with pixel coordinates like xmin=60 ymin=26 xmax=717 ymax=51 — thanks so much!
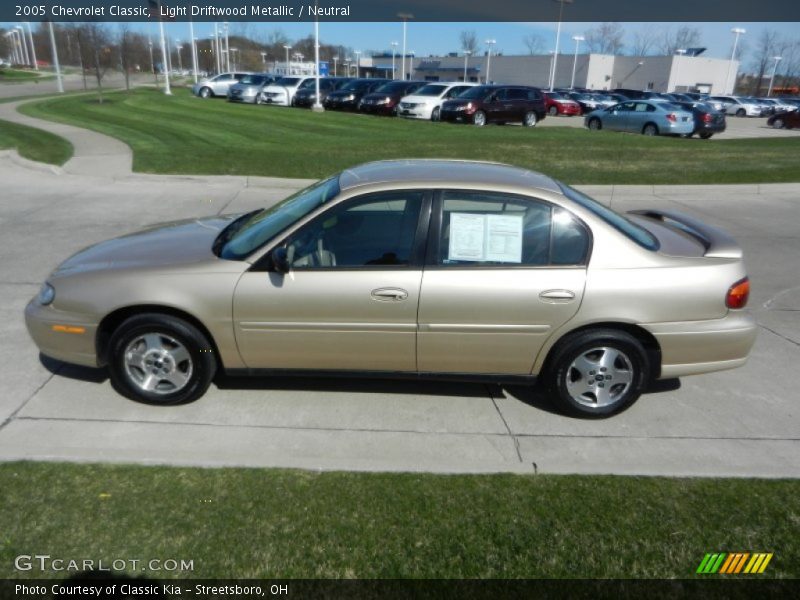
xmin=257 ymin=76 xmax=315 ymax=106
xmin=664 ymin=93 xmax=695 ymax=103
xmin=544 ymin=91 xmax=582 ymax=116
xmin=767 ymin=109 xmax=800 ymax=129
xmin=684 ymin=93 xmax=710 ymax=102
xmin=398 ymin=82 xmax=478 ymax=121
xmin=440 ymin=85 xmax=547 ymax=127
xmin=708 ymin=96 xmax=763 ymax=117
xmin=293 ymin=77 xmax=354 ymax=108
xmin=25 ymin=160 xmax=756 ymax=417
xmin=568 ymin=92 xmax=604 ymax=113
xmin=359 ymin=81 xmax=426 ymax=115
xmin=226 ymin=74 xmax=276 ymax=104
xmin=323 ymin=78 xmax=390 ymax=111
xmin=192 ymin=72 xmax=251 ymax=98
xmin=671 ymin=101 xmax=726 ymax=139
xmin=758 ymin=98 xmax=797 ymax=113
xmin=584 ymin=100 xmax=695 ymax=136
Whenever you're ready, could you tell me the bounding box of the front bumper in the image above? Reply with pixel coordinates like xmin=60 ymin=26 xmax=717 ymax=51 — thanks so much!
xmin=360 ymin=102 xmax=395 ymax=115
xmin=643 ymin=311 xmax=757 ymax=379
xmin=440 ymin=109 xmax=473 ymax=123
xmin=25 ymin=298 xmax=100 ymax=368
xmin=324 ymin=98 xmax=358 ymax=110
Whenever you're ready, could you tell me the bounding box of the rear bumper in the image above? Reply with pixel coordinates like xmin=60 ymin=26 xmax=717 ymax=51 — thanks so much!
xmin=642 ymin=311 xmax=757 ymax=379
xmin=25 ymin=299 xmax=100 ymax=368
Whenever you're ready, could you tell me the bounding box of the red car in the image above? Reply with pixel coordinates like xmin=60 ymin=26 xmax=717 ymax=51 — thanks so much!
xmin=544 ymin=91 xmax=582 ymax=116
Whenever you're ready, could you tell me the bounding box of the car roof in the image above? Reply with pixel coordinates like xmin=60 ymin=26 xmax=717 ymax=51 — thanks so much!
xmin=338 ymin=160 xmax=562 ymax=194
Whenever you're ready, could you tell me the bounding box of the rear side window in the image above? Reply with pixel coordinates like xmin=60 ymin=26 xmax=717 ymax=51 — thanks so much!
xmin=528 ymin=90 xmax=542 ymax=101
xmin=506 ymin=88 xmax=529 ymax=100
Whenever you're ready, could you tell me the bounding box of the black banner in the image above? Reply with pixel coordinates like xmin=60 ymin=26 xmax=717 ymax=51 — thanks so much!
xmin=4 ymin=0 xmax=800 ymax=23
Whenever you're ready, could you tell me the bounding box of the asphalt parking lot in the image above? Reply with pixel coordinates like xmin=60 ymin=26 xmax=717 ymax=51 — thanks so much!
xmin=0 ymin=103 xmax=798 ymax=477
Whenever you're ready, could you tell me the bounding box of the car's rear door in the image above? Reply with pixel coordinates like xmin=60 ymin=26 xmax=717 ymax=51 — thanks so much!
xmin=232 ymin=190 xmax=431 ymax=372
xmin=416 ymin=190 xmax=590 ymax=375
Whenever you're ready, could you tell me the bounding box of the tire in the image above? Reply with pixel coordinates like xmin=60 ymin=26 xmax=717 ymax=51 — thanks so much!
xmin=108 ymin=314 xmax=217 ymax=405
xmin=642 ymin=123 xmax=658 ymax=136
xmin=431 ymin=106 xmax=441 ymax=121
xmin=473 ymin=110 xmax=487 ymax=127
xmin=198 ymin=87 xmax=212 ymax=99
xmin=255 ymin=93 xmax=264 ymax=105
xmin=736 ymin=108 xmax=746 ymax=117
xmin=523 ymin=111 xmax=538 ymax=127
xmin=699 ymin=131 xmax=713 ymax=139
xmin=588 ymin=117 xmax=602 ymax=131
xmin=545 ymin=329 xmax=650 ymax=418
xmin=772 ymin=118 xmax=785 ymax=129
xmin=548 ymin=105 xmax=559 ymax=116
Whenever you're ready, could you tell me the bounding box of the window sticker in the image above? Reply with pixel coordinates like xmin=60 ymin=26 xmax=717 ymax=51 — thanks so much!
xmin=447 ymin=213 xmax=523 ymax=263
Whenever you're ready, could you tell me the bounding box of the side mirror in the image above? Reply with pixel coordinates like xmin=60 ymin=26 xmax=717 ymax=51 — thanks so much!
xmin=271 ymin=247 xmax=290 ymax=274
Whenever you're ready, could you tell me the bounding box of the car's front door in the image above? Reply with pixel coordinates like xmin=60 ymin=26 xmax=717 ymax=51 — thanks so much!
xmin=417 ymin=190 xmax=590 ymax=375
xmin=484 ymin=89 xmax=507 ymax=122
xmin=605 ymin=101 xmax=635 ymax=131
xmin=233 ymin=190 xmax=430 ymax=372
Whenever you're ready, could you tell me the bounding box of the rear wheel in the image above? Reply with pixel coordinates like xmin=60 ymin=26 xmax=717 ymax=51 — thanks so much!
xmin=642 ymin=123 xmax=659 ymax=136
xmin=545 ymin=329 xmax=650 ymax=418
xmin=588 ymin=117 xmax=602 ymax=131
xmin=523 ymin=111 xmax=538 ymax=127
xmin=108 ymin=314 xmax=217 ymax=405
xmin=473 ymin=110 xmax=487 ymax=127
xmin=772 ymin=117 xmax=785 ymax=129
xmin=548 ymin=105 xmax=559 ymax=116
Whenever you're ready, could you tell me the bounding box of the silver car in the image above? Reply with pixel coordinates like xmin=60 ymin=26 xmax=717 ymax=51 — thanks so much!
xmin=585 ymin=100 xmax=694 ymax=136
xmin=25 ymin=160 xmax=756 ymax=417
xmin=709 ymin=96 xmax=763 ymax=117
xmin=192 ymin=72 xmax=251 ymax=99
xmin=227 ymin=74 xmax=276 ymax=104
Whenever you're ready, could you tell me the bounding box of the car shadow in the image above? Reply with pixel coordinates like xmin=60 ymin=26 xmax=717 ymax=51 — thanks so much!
xmin=40 ymin=353 xmax=108 ymax=383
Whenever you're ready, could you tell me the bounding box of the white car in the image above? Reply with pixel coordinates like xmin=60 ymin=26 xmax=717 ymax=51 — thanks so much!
xmin=257 ymin=76 xmax=315 ymax=106
xmin=398 ymin=82 xmax=478 ymax=121
xmin=709 ymin=96 xmax=762 ymax=117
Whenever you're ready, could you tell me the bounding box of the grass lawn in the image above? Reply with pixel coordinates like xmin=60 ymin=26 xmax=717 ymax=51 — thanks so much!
xmin=0 ymin=68 xmax=54 ymax=83
xmin=0 ymin=119 xmax=73 ymax=165
xmin=1 ymin=461 xmax=797 ymax=579
xmin=19 ymin=88 xmax=800 ymax=184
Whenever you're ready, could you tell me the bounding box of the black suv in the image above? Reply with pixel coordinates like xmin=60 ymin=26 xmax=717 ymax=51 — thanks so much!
xmin=293 ymin=78 xmax=355 ymax=108
xmin=358 ymin=81 xmax=426 ymax=115
xmin=323 ymin=78 xmax=391 ymax=111
xmin=440 ymin=85 xmax=547 ymax=127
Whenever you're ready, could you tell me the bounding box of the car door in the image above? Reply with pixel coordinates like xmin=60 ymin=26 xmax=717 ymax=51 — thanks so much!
xmin=625 ymin=102 xmax=653 ymax=133
xmin=210 ymin=74 xmax=235 ymax=95
xmin=232 ymin=190 xmax=430 ymax=372
xmin=604 ymin=101 xmax=635 ymax=131
xmin=417 ymin=190 xmax=590 ymax=375
xmin=483 ymin=88 xmax=507 ymax=122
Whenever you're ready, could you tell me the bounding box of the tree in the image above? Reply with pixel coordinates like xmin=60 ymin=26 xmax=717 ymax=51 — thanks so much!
xmin=749 ymin=29 xmax=781 ymax=95
xmin=630 ymin=26 xmax=658 ymax=56
xmin=583 ymin=23 xmax=624 ymax=55
xmin=658 ymin=26 xmax=702 ymax=55
xmin=522 ymin=33 xmax=544 ymax=55
xmin=459 ymin=30 xmax=479 ymax=54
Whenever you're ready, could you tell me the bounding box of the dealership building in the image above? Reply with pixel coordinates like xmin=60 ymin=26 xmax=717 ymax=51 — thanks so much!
xmin=402 ymin=53 xmax=738 ymax=94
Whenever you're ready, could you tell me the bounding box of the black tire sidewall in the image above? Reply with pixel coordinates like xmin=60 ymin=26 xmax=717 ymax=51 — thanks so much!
xmin=108 ymin=314 xmax=216 ymax=405
xmin=547 ymin=330 xmax=649 ymax=418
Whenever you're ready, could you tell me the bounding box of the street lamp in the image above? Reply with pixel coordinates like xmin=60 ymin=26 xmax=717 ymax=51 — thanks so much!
xmin=175 ymin=42 xmax=184 ymax=73
xmin=261 ymin=51 xmax=267 ymax=71
xmin=548 ymin=51 xmax=556 ymax=88
xmin=189 ymin=20 xmax=198 ymax=83
xmin=725 ymin=27 xmax=746 ymax=94
xmin=47 ymin=21 xmax=63 ymax=93
xmin=355 ymin=50 xmax=362 ymax=78
xmin=485 ymin=39 xmax=496 ymax=84
xmin=673 ymin=48 xmax=686 ymax=92
xmin=550 ymin=0 xmax=574 ymax=92
xmin=767 ymin=56 xmax=782 ymax=96
xmin=283 ymin=44 xmax=292 ymax=75
xmin=25 ymin=22 xmax=38 ymax=70
xmin=570 ymin=34 xmax=584 ymax=89
xmin=230 ymin=47 xmax=238 ymax=71
xmin=463 ymin=50 xmax=471 ymax=82
xmin=332 ymin=55 xmax=338 ymax=76
xmin=397 ymin=12 xmax=414 ymax=81
xmin=390 ymin=41 xmax=398 ymax=80
xmin=223 ymin=22 xmax=230 ymax=72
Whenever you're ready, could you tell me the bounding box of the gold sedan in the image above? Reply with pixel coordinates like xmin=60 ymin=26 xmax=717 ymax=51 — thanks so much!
xmin=25 ymin=160 xmax=756 ymax=417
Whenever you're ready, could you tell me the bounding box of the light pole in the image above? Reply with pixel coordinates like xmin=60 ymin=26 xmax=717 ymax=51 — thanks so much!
xmin=158 ymin=18 xmax=171 ymax=94
xmin=548 ymin=51 xmax=555 ymax=89
xmin=725 ymin=27 xmax=746 ymax=94
xmin=283 ymin=44 xmax=291 ymax=75
xmin=485 ymin=39 xmax=496 ymax=84
xmin=550 ymin=0 xmax=574 ymax=91
xmin=223 ymin=22 xmax=230 ymax=72
xmin=15 ymin=27 xmax=30 ymax=67
xmin=570 ymin=35 xmax=584 ymax=89
xmin=47 ymin=21 xmax=63 ymax=93
xmin=189 ymin=19 xmax=198 ymax=83
xmin=333 ymin=55 xmax=338 ymax=76
xmin=230 ymin=48 xmax=239 ymax=71
xmin=261 ymin=51 xmax=267 ymax=71
xmin=4 ymin=33 xmax=18 ymax=65
xmin=175 ymin=42 xmax=183 ymax=73
xmin=398 ymin=12 xmax=413 ymax=81
xmin=673 ymin=48 xmax=686 ymax=92
xmin=767 ymin=56 xmax=782 ymax=96
xmin=390 ymin=41 xmax=398 ymax=80
xmin=147 ymin=38 xmax=156 ymax=82
xmin=463 ymin=50 xmax=471 ymax=82
xmin=25 ymin=22 xmax=38 ymax=70
xmin=355 ymin=50 xmax=362 ymax=78
xmin=313 ymin=9 xmax=323 ymax=112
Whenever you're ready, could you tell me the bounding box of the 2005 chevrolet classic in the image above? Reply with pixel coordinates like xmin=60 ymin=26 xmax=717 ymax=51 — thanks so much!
xmin=26 ymin=160 xmax=756 ymax=417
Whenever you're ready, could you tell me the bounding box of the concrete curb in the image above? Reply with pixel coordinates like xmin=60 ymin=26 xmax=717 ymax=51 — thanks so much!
xmin=0 ymin=149 xmax=63 ymax=175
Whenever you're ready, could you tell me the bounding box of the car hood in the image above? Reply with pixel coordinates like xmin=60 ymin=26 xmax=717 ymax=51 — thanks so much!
xmin=400 ymin=94 xmax=437 ymax=104
xmin=327 ymin=90 xmax=360 ymax=99
xmin=362 ymin=92 xmax=399 ymax=101
xmin=52 ymin=215 xmax=237 ymax=278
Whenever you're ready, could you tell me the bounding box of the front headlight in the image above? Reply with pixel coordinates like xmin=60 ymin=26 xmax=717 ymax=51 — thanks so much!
xmin=38 ymin=283 xmax=55 ymax=306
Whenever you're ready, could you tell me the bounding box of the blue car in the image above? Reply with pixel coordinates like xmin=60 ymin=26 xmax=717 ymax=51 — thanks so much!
xmin=584 ymin=100 xmax=694 ymax=136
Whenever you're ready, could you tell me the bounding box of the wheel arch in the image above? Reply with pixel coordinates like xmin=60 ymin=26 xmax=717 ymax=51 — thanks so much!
xmin=642 ymin=121 xmax=659 ymax=134
xmin=536 ymin=322 xmax=662 ymax=380
xmin=96 ymin=305 xmax=223 ymax=369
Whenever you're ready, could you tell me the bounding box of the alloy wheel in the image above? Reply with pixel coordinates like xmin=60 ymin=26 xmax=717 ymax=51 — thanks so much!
xmin=565 ymin=346 xmax=634 ymax=409
xmin=123 ymin=333 xmax=194 ymax=395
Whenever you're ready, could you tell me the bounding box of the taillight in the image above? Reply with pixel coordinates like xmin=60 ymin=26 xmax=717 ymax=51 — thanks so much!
xmin=666 ymin=113 xmax=677 ymax=122
xmin=726 ymin=277 xmax=750 ymax=309
xmin=702 ymin=113 xmax=713 ymax=123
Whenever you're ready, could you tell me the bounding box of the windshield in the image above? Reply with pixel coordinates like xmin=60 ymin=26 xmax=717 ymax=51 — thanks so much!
xmin=458 ymin=85 xmax=494 ymax=100
xmin=414 ymin=84 xmax=448 ymax=96
xmin=219 ymin=176 xmax=341 ymax=260
xmin=299 ymin=78 xmax=318 ymax=89
xmin=340 ymin=79 xmax=371 ymax=91
xmin=548 ymin=92 xmax=569 ymax=99
xmin=558 ymin=182 xmax=659 ymax=251
xmin=239 ymin=75 xmax=266 ymax=85
xmin=374 ymin=82 xmax=412 ymax=94
xmin=274 ymin=77 xmax=301 ymax=86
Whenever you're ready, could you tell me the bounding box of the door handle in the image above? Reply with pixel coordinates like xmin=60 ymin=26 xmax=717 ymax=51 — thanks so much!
xmin=371 ymin=288 xmax=408 ymax=302
xmin=539 ymin=289 xmax=576 ymax=303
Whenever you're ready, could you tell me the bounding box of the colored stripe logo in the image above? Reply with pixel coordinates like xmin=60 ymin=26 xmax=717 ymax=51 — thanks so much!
xmin=696 ymin=553 xmax=773 ymax=574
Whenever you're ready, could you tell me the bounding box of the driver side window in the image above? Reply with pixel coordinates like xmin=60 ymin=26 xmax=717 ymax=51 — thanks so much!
xmin=283 ymin=192 xmax=424 ymax=269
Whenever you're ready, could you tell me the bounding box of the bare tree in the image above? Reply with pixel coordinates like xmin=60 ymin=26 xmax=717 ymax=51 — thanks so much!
xmin=749 ymin=29 xmax=782 ymax=95
xmin=459 ymin=30 xmax=479 ymax=54
xmin=630 ymin=26 xmax=658 ymax=56
xmin=78 ymin=24 xmax=113 ymax=103
xmin=778 ymin=38 xmax=800 ymax=91
xmin=658 ymin=26 xmax=702 ymax=55
xmin=522 ymin=33 xmax=544 ymax=55
xmin=584 ymin=23 xmax=625 ymax=55
xmin=267 ymin=29 xmax=289 ymax=46
xmin=118 ymin=24 xmax=132 ymax=91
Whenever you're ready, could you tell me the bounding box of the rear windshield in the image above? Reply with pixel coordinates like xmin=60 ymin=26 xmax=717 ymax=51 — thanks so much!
xmin=558 ymin=183 xmax=660 ymax=251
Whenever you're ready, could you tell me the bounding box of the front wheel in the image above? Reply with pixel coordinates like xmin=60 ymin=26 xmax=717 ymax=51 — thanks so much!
xmin=548 ymin=106 xmax=559 ymax=116
xmin=255 ymin=93 xmax=264 ymax=105
xmin=736 ymin=108 xmax=746 ymax=117
xmin=545 ymin=329 xmax=650 ymax=418
xmin=473 ymin=110 xmax=487 ymax=127
xmin=772 ymin=118 xmax=785 ymax=129
xmin=588 ymin=117 xmax=602 ymax=131
xmin=108 ymin=314 xmax=217 ymax=405
xmin=431 ymin=106 xmax=441 ymax=121
xmin=523 ymin=111 xmax=538 ymax=127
